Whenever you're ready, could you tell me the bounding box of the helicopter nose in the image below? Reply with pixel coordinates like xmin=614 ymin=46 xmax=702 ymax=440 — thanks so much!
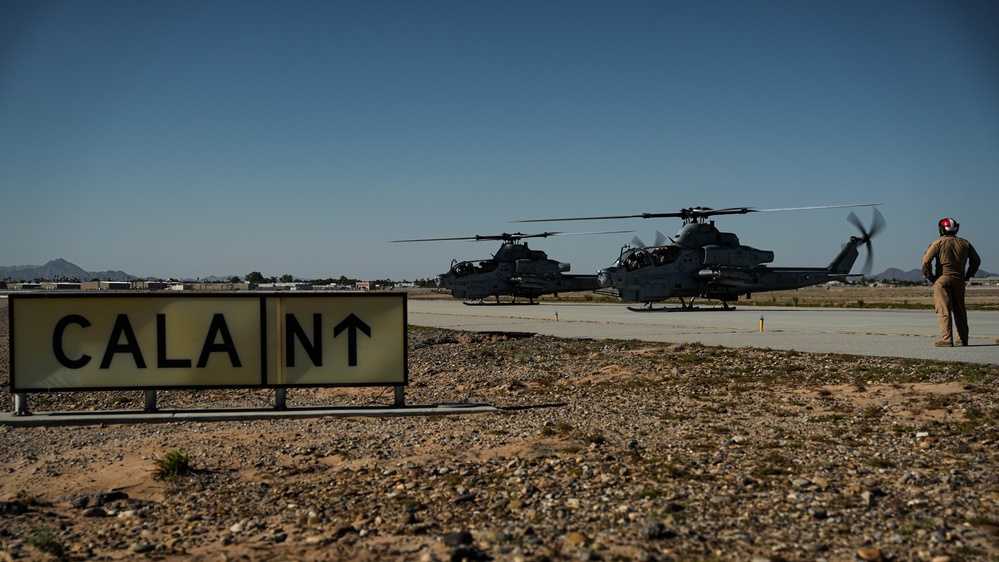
xmin=596 ymin=268 xmax=615 ymax=288
xmin=435 ymin=274 xmax=449 ymax=288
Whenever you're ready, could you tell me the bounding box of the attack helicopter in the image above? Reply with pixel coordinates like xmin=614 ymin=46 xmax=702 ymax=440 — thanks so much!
xmin=512 ymin=204 xmax=885 ymax=311
xmin=391 ymin=230 xmax=629 ymax=304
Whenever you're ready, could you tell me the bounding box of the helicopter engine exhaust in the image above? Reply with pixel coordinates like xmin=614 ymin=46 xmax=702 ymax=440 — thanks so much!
xmin=701 ymin=245 xmax=774 ymax=268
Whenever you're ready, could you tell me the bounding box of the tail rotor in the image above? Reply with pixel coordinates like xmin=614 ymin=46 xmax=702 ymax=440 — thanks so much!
xmin=846 ymin=208 xmax=886 ymax=275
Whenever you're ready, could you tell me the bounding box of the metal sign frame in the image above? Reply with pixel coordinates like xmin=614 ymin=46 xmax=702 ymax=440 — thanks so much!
xmin=9 ymin=292 xmax=407 ymax=396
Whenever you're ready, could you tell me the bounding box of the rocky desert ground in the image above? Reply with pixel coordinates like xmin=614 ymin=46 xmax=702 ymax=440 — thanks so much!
xmin=1 ymin=294 xmax=998 ymax=561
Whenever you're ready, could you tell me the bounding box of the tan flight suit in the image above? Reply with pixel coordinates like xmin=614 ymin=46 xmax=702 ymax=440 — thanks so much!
xmin=921 ymin=235 xmax=981 ymax=345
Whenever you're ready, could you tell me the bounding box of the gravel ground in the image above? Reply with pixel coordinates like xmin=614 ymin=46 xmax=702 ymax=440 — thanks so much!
xmin=1 ymin=297 xmax=998 ymax=561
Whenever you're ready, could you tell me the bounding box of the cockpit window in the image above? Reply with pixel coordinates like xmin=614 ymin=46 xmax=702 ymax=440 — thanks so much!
xmin=620 ymin=246 xmax=680 ymax=271
xmin=475 ymin=259 xmax=498 ymax=273
xmin=622 ymin=249 xmax=652 ymax=271
xmin=651 ymin=246 xmax=680 ymax=265
xmin=453 ymin=259 xmax=498 ymax=277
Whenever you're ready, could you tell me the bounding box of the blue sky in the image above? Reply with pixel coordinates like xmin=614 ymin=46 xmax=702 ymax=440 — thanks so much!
xmin=2 ymin=0 xmax=997 ymax=281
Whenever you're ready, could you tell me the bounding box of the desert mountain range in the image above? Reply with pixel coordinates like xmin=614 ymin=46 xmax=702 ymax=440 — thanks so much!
xmin=1 ymin=259 xmax=994 ymax=284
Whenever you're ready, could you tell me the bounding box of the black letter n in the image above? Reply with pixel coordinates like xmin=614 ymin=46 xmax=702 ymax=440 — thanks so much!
xmin=286 ymin=313 xmax=322 ymax=367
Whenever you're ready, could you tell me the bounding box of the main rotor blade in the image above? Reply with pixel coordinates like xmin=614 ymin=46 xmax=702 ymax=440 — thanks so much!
xmin=542 ymin=230 xmax=634 ymax=237
xmin=514 ymin=231 xmax=563 ymax=240
xmin=512 ymin=203 xmax=883 ymax=223
xmin=389 ymin=232 xmax=564 ymax=243
xmin=390 ymin=235 xmax=485 ymax=243
xmin=755 ymin=203 xmax=883 ymax=214
xmin=390 ymin=229 xmax=632 ymax=243
xmin=511 ymin=213 xmax=649 ymax=223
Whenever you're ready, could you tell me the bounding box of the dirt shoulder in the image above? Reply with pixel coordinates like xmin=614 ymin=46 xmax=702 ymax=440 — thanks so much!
xmin=1 ymin=299 xmax=997 ymax=561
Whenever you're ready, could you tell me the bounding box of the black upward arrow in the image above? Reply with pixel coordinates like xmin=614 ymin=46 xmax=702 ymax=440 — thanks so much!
xmin=333 ymin=313 xmax=371 ymax=367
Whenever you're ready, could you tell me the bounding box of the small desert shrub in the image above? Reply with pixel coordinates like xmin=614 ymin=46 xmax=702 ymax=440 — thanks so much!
xmin=27 ymin=526 xmax=64 ymax=557
xmin=154 ymin=449 xmax=190 ymax=481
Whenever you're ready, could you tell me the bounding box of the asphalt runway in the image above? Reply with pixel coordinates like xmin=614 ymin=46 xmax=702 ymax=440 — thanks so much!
xmin=408 ymin=300 xmax=999 ymax=365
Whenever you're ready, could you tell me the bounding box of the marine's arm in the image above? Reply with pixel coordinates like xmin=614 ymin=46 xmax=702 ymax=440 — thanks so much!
xmin=966 ymin=243 xmax=981 ymax=280
xmin=921 ymin=241 xmax=938 ymax=281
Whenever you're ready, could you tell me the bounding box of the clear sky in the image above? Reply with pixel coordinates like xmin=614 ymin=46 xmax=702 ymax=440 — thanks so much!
xmin=2 ymin=0 xmax=997 ymax=281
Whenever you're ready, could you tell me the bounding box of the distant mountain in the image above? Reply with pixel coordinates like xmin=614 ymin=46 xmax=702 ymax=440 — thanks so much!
xmin=0 ymin=258 xmax=137 ymax=282
xmin=2 ymin=259 xmax=993 ymax=285
xmin=870 ymin=268 xmax=995 ymax=283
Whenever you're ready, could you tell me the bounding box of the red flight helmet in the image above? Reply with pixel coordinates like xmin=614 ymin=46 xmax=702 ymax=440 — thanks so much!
xmin=938 ymin=218 xmax=960 ymax=236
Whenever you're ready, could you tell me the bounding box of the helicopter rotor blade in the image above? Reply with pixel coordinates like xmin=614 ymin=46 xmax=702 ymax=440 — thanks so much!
xmin=868 ymin=207 xmax=887 ymax=238
xmin=846 ymin=212 xmax=873 ymax=275
xmin=512 ymin=231 xmax=561 ymax=240
xmin=512 ymin=203 xmax=883 ymax=224
xmin=389 ymin=235 xmax=483 ymax=243
xmin=755 ymin=203 xmax=883 ymax=214
xmin=632 ymin=231 xmax=667 ymax=249
xmin=864 ymin=208 xmax=886 ymax=275
xmin=390 ymin=230 xmax=632 ymax=243
xmin=542 ymin=230 xmax=634 ymax=237
xmin=846 ymin=208 xmax=886 ymax=276
xmin=846 ymin=212 xmax=867 ymax=238
xmin=511 ymin=213 xmax=648 ymax=223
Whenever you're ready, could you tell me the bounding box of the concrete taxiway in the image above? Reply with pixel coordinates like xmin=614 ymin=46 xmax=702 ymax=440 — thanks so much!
xmin=409 ymin=300 xmax=999 ymax=365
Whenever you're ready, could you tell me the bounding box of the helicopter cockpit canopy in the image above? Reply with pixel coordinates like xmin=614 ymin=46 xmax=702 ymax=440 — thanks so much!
xmin=451 ymin=258 xmax=499 ymax=277
xmin=617 ymin=245 xmax=682 ymax=271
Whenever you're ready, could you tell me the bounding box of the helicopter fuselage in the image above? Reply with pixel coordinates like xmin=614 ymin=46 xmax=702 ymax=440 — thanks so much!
xmin=596 ymin=221 xmax=866 ymax=306
xmin=436 ymin=242 xmax=598 ymax=301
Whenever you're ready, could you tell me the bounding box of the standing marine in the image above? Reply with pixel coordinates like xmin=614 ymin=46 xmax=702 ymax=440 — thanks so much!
xmin=921 ymin=218 xmax=981 ymax=347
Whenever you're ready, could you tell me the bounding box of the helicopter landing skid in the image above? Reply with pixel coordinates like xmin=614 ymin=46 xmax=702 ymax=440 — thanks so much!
xmin=463 ymin=300 xmax=540 ymax=306
xmin=627 ymin=299 xmax=737 ymax=312
xmin=626 ymin=305 xmax=737 ymax=312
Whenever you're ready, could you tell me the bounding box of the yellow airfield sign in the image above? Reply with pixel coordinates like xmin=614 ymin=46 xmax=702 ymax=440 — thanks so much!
xmin=9 ymin=293 xmax=407 ymax=391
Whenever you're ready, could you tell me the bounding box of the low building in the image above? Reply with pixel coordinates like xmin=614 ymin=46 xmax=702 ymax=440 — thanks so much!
xmin=256 ymin=283 xmax=312 ymax=291
xmin=133 ymin=281 xmax=170 ymax=291
xmin=81 ymin=281 xmax=132 ymax=291
xmin=40 ymin=282 xmax=81 ymax=290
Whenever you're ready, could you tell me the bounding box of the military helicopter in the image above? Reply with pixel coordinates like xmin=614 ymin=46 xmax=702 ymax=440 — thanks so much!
xmin=391 ymin=230 xmax=629 ymax=304
xmin=512 ymin=204 xmax=885 ymax=311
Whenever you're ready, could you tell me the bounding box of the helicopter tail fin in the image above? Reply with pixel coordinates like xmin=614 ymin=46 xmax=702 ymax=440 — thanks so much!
xmin=827 ymin=240 xmax=863 ymax=274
